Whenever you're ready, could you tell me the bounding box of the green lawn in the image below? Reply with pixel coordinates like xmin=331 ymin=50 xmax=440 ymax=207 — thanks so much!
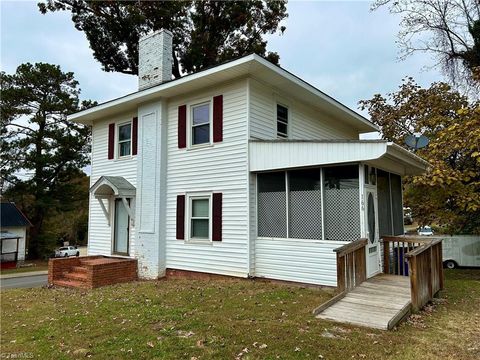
xmin=1 ymin=270 xmax=479 ymax=359
xmin=0 ymin=264 xmax=48 ymax=275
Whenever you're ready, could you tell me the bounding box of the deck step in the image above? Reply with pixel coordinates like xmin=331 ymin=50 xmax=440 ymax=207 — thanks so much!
xmin=53 ymin=279 xmax=89 ymax=289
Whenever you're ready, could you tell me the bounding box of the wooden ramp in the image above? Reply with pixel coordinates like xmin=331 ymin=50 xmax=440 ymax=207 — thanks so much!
xmin=315 ymin=274 xmax=411 ymax=330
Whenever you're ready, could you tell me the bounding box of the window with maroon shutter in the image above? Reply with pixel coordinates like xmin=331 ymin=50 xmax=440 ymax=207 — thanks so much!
xmin=178 ymin=105 xmax=187 ymax=148
xmin=108 ymin=123 xmax=115 ymax=159
xmin=212 ymin=193 xmax=222 ymax=241
xmin=213 ymin=95 xmax=223 ymax=142
xmin=132 ymin=117 xmax=138 ymax=155
xmin=176 ymin=195 xmax=185 ymax=240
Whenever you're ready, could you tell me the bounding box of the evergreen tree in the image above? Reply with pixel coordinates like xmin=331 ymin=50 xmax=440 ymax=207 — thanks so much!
xmin=1 ymin=63 xmax=94 ymax=257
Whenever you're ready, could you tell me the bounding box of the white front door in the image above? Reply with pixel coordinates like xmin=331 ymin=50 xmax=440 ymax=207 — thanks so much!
xmin=365 ymin=189 xmax=380 ymax=277
xmin=113 ymin=198 xmax=129 ymax=255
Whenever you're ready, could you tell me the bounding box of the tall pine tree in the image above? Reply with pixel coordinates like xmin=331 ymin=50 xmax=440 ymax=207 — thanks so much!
xmin=1 ymin=63 xmax=94 ymax=257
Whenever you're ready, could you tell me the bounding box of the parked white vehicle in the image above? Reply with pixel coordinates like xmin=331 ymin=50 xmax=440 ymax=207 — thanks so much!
xmin=417 ymin=226 xmax=434 ymax=236
xmin=443 ymin=236 xmax=480 ymax=269
xmin=55 ymin=246 xmax=79 ymax=258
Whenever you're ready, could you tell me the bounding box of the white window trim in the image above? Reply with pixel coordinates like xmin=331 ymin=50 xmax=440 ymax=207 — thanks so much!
xmin=186 ymin=192 xmax=213 ymax=243
xmin=116 ymin=121 xmax=133 ymax=159
xmin=188 ymin=99 xmax=213 ymax=149
xmin=276 ymin=102 xmax=290 ymax=139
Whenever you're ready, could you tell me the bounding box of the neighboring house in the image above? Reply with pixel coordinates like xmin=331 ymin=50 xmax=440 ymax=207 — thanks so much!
xmin=1 ymin=202 xmax=32 ymax=265
xmin=70 ymin=30 xmax=428 ymax=286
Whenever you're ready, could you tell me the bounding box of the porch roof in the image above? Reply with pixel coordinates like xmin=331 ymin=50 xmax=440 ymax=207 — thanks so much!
xmin=90 ymin=176 xmax=136 ymax=198
xmin=249 ymin=140 xmax=429 ymax=176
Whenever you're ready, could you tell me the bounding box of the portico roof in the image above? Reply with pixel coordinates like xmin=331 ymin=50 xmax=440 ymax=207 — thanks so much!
xmin=90 ymin=176 xmax=136 ymax=198
xmin=249 ymin=140 xmax=429 ymax=176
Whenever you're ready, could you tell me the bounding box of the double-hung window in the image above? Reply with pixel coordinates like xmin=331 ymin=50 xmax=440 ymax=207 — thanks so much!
xmin=189 ymin=196 xmax=211 ymax=241
xmin=276 ymin=104 xmax=289 ymax=139
xmin=118 ymin=123 xmax=132 ymax=157
xmin=191 ymin=102 xmax=210 ymax=146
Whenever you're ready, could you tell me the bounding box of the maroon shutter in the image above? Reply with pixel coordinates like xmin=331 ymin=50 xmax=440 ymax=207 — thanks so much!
xmin=108 ymin=123 xmax=115 ymax=159
xmin=213 ymin=95 xmax=223 ymax=142
xmin=212 ymin=193 xmax=222 ymax=241
xmin=178 ymin=105 xmax=187 ymax=148
xmin=176 ymin=195 xmax=185 ymax=240
xmin=132 ymin=117 xmax=138 ymax=155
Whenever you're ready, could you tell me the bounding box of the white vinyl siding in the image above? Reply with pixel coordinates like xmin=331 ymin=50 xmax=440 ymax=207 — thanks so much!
xmin=249 ymin=79 xmax=359 ymax=140
xmin=88 ymin=114 xmax=137 ymax=257
xmin=255 ymin=239 xmax=344 ymax=286
xmin=165 ymin=80 xmax=249 ymax=277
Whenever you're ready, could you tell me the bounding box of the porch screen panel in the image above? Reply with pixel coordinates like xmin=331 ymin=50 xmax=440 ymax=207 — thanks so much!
xmin=257 ymin=172 xmax=287 ymax=237
xmin=288 ymin=169 xmax=322 ymax=239
xmin=377 ymin=170 xmax=393 ymax=237
xmin=323 ymin=165 xmax=361 ymax=241
xmin=390 ymin=174 xmax=404 ymax=235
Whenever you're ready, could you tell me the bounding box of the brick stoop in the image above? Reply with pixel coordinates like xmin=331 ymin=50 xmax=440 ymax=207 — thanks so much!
xmin=49 ymin=256 xmax=138 ymax=289
xmin=53 ymin=279 xmax=89 ymax=289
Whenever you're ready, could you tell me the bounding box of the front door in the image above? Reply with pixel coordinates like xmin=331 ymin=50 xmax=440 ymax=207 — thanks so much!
xmin=365 ymin=189 xmax=380 ymax=277
xmin=113 ymin=198 xmax=129 ymax=255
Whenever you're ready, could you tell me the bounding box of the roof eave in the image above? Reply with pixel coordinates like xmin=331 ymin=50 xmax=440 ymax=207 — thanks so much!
xmin=69 ymin=54 xmax=378 ymax=133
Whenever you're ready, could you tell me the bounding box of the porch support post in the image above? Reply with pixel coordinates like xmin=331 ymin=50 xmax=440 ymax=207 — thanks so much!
xmin=121 ymin=197 xmax=135 ymax=226
xmin=97 ymin=198 xmax=111 ymax=226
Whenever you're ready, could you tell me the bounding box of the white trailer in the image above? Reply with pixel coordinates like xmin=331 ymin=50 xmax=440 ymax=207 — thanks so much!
xmin=442 ymin=235 xmax=480 ymax=269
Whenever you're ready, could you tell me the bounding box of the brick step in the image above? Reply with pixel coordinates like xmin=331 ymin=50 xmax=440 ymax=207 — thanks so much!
xmin=71 ymin=266 xmax=88 ymax=274
xmin=63 ymin=271 xmax=88 ymax=282
xmin=53 ymin=279 xmax=89 ymax=289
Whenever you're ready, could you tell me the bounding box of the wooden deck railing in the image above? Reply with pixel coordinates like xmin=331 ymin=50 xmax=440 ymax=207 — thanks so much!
xmin=382 ymin=236 xmax=444 ymax=311
xmin=382 ymin=236 xmax=430 ymax=276
xmin=406 ymin=238 xmax=444 ymax=310
xmin=334 ymin=238 xmax=367 ymax=293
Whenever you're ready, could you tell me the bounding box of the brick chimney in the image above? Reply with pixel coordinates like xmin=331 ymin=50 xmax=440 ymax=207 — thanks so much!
xmin=138 ymin=29 xmax=173 ymax=90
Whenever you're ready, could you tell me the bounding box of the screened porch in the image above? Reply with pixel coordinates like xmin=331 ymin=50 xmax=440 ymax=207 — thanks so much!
xmin=256 ymin=164 xmax=405 ymax=242
xmin=250 ymin=140 xmax=429 ymax=286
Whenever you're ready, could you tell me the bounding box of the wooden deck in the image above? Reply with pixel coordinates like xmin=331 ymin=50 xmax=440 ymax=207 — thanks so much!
xmin=315 ymin=274 xmax=411 ymax=330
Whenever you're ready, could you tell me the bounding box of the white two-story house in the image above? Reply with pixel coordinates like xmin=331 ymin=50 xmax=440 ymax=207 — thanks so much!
xmin=70 ymin=30 xmax=428 ymax=287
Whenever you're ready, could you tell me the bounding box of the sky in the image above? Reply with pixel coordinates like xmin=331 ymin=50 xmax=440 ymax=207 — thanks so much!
xmin=1 ymin=1 xmax=444 ymax=118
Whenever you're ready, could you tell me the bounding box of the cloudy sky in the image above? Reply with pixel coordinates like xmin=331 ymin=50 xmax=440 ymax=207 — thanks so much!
xmin=1 ymin=1 xmax=443 ymax=114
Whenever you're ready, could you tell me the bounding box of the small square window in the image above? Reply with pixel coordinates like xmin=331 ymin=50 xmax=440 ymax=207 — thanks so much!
xmin=277 ymin=104 xmax=289 ymax=138
xmin=118 ymin=123 xmax=132 ymax=157
xmin=191 ymin=103 xmax=210 ymax=146
xmin=190 ymin=197 xmax=210 ymax=240
xmin=369 ymin=167 xmax=377 ymax=185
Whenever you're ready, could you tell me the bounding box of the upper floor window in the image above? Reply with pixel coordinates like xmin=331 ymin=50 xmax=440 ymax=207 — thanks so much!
xmin=118 ymin=123 xmax=132 ymax=157
xmin=277 ymin=104 xmax=289 ymax=138
xmin=191 ymin=102 xmax=210 ymax=146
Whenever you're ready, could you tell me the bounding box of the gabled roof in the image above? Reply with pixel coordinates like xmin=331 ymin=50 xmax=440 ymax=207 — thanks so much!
xmin=0 ymin=203 xmax=32 ymax=227
xmin=69 ymin=54 xmax=378 ymax=133
xmin=90 ymin=176 xmax=136 ymax=197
